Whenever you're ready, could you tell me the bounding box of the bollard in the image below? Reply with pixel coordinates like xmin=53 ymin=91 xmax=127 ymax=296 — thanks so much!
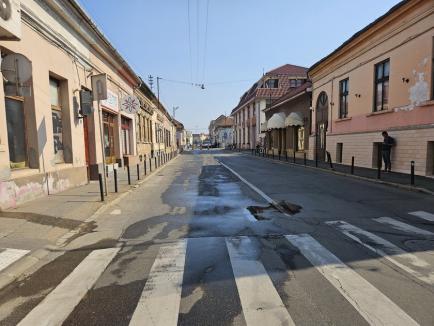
xmin=278 ymin=151 xmax=281 ymax=160
xmin=114 ymin=169 xmax=118 ymax=193
xmin=304 ymin=152 xmax=307 ymax=166
xmin=137 ymin=164 xmax=140 ymax=181
xmin=315 ymin=152 xmax=318 ymax=167
xmin=98 ymin=173 xmax=104 ymax=201
xmin=285 ymin=151 xmax=288 ymax=161
xmin=326 ymin=151 xmax=334 ymax=170
xmin=127 ymin=165 xmax=131 ymax=185
xmin=155 ymin=156 xmax=157 ymax=168
xmin=272 ymin=152 xmax=275 ymax=160
xmin=149 ymin=158 xmax=152 ymax=172
xmin=293 ymin=151 xmax=296 ymax=164
xmin=351 ymin=156 xmax=355 ymax=175
xmin=144 ymin=159 xmax=147 ymax=176
xmin=410 ymin=161 xmax=415 ymax=185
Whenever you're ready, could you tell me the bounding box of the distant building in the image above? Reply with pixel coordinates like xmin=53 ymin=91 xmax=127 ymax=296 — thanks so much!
xmin=208 ymin=115 xmax=234 ymax=148
xmin=308 ymin=0 xmax=434 ymax=175
xmin=208 ymin=114 xmax=234 ymax=148
xmin=231 ymin=64 xmax=308 ymax=149
xmin=173 ymin=119 xmax=187 ymax=151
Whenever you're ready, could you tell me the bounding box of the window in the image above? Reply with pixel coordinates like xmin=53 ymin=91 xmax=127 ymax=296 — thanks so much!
xmin=289 ymin=79 xmax=304 ymax=88
xmin=50 ymin=78 xmax=64 ymax=163
xmin=339 ymin=78 xmax=349 ymax=118
xmin=374 ymin=59 xmax=390 ymax=111
xmin=5 ymin=98 xmax=26 ymax=168
xmin=265 ymin=79 xmax=278 ymax=88
xmin=121 ymin=117 xmax=131 ymax=155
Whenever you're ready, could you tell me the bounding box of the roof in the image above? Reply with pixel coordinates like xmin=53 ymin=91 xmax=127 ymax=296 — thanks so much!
xmin=69 ymin=1 xmax=140 ymax=86
xmin=172 ymin=118 xmax=185 ymax=129
xmin=231 ymin=64 xmax=308 ymax=114
xmin=268 ymin=82 xmax=312 ymax=111
xmin=267 ymin=64 xmax=309 ymax=76
xmin=308 ymin=0 xmax=408 ymax=74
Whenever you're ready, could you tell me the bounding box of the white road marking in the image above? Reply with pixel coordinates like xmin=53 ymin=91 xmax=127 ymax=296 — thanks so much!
xmin=218 ymin=161 xmax=275 ymax=205
xmin=129 ymin=240 xmax=187 ymax=326
xmin=409 ymin=211 xmax=434 ymax=222
xmin=18 ymin=248 xmax=120 ymax=326
xmin=0 ymin=248 xmax=30 ymax=273
xmin=374 ymin=217 xmax=433 ymax=236
xmin=226 ymin=236 xmax=295 ymax=326
xmin=327 ymin=220 xmax=434 ymax=285
xmin=110 ymin=209 xmax=122 ymax=215
xmin=286 ymin=234 xmax=418 ymax=326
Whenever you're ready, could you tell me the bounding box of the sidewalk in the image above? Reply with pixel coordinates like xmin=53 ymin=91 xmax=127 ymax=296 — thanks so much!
xmin=0 ymin=152 xmax=178 ymax=289
xmin=235 ymin=149 xmax=434 ymax=194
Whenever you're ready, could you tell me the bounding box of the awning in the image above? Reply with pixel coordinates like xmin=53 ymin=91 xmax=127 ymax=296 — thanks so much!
xmin=285 ymin=112 xmax=304 ymax=127
xmin=267 ymin=112 xmax=286 ymax=129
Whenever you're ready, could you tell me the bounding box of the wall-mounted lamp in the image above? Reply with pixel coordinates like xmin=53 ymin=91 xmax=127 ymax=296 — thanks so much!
xmin=402 ymin=77 xmax=410 ymax=83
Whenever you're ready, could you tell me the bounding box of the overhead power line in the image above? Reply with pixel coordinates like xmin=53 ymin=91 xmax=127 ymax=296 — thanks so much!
xmin=201 ymin=0 xmax=210 ymax=84
xmin=187 ymin=0 xmax=193 ymax=83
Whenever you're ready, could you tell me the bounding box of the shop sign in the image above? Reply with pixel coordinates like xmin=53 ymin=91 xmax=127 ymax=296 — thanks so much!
xmin=101 ymin=89 xmax=119 ymax=112
xmin=121 ymin=95 xmax=140 ymax=114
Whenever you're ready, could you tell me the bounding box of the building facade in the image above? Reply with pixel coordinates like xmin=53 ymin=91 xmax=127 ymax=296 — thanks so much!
xmin=264 ymin=82 xmax=312 ymax=156
xmin=231 ymin=64 xmax=308 ymax=149
xmin=0 ymin=1 xmax=182 ymax=210
xmin=308 ymin=0 xmax=434 ymax=176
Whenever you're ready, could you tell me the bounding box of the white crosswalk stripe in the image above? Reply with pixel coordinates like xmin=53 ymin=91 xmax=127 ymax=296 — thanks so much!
xmin=226 ymin=236 xmax=295 ymax=326
xmin=129 ymin=239 xmax=187 ymax=326
xmin=409 ymin=211 xmax=434 ymax=222
xmin=373 ymin=217 xmax=434 ymax=236
xmin=0 ymin=248 xmax=30 ymax=273
xmin=14 ymin=220 xmax=434 ymax=325
xmin=327 ymin=220 xmax=434 ymax=285
xmin=18 ymin=248 xmax=120 ymax=326
xmin=286 ymin=234 xmax=419 ymax=326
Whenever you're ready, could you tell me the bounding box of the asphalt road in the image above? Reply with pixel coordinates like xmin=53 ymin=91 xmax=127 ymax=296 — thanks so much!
xmin=0 ymin=149 xmax=433 ymax=325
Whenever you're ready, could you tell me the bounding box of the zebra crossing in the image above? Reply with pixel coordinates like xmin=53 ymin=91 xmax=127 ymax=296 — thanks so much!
xmin=2 ymin=210 xmax=434 ymax=325
xmin=0 ymin=248 xmax=29 ymax=273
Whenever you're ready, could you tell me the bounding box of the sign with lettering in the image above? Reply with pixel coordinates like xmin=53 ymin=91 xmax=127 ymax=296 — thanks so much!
xmin=101 ymin=89 xmax=119 ymax=112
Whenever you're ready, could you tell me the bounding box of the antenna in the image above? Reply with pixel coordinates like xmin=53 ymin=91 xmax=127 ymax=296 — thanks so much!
xmin=148 ymin=75 xmax=154 ymax=90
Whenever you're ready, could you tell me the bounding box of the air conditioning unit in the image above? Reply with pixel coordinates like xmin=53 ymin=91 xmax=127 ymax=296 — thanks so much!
xmin=0 ymin=0 xmax=21 ymax=40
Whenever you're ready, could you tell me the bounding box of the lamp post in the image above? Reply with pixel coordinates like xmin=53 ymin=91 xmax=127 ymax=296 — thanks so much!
xmin=173 ymin=106 xmax=179 ymax=119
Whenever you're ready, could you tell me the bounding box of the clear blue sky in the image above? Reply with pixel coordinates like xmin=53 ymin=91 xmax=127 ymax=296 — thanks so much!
xmin=79 ymin=0 xmax=401 ymax=133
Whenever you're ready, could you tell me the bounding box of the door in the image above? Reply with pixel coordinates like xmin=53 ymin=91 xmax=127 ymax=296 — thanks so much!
xmin=83 ymin=116 xmax=90 ymax=179
xmin=315 ymin=92 xmax=329 ymax=161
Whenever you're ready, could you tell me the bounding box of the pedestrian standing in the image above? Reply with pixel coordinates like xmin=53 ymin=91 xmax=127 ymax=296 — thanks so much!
xmin=381 ymin=131 xmax=395 ymax=172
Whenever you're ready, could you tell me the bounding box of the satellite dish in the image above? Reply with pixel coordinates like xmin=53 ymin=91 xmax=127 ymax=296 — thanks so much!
xmin=1 ymin=53 xmax=32 ymax=83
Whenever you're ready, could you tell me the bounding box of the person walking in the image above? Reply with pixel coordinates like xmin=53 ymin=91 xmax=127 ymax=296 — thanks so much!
xmin=381 ymin=131 xmax=395 ymax=172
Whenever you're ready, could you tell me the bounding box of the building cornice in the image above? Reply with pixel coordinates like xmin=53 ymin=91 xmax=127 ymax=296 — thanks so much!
xmin=308 ymin=0 xmax=429 ymax=79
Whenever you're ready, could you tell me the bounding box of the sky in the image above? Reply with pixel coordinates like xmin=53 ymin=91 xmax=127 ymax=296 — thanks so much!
xmin=79 ymin=0 xmax=401 ymax=133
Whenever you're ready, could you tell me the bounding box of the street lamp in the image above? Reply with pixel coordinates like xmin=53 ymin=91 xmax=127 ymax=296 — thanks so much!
xmin=173 ymin=106 xmax=179 ymax=119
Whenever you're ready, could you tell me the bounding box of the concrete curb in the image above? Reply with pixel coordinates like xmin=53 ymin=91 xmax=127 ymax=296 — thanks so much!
xmin=236 ymin=152 xmax=434 ymax=196
xmin=0 ymin=154 xmax=180 ymax=291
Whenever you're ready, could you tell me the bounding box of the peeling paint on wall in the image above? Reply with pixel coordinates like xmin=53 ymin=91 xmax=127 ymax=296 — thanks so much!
xmin=394 ymin=58 xmax=430 ymax=112
xmin=409 ymin=72 xmax=429 ymax=106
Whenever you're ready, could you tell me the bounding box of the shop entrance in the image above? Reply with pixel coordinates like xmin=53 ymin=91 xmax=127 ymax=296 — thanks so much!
xmin=103 ymin=111 xmax=116 ymax=164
